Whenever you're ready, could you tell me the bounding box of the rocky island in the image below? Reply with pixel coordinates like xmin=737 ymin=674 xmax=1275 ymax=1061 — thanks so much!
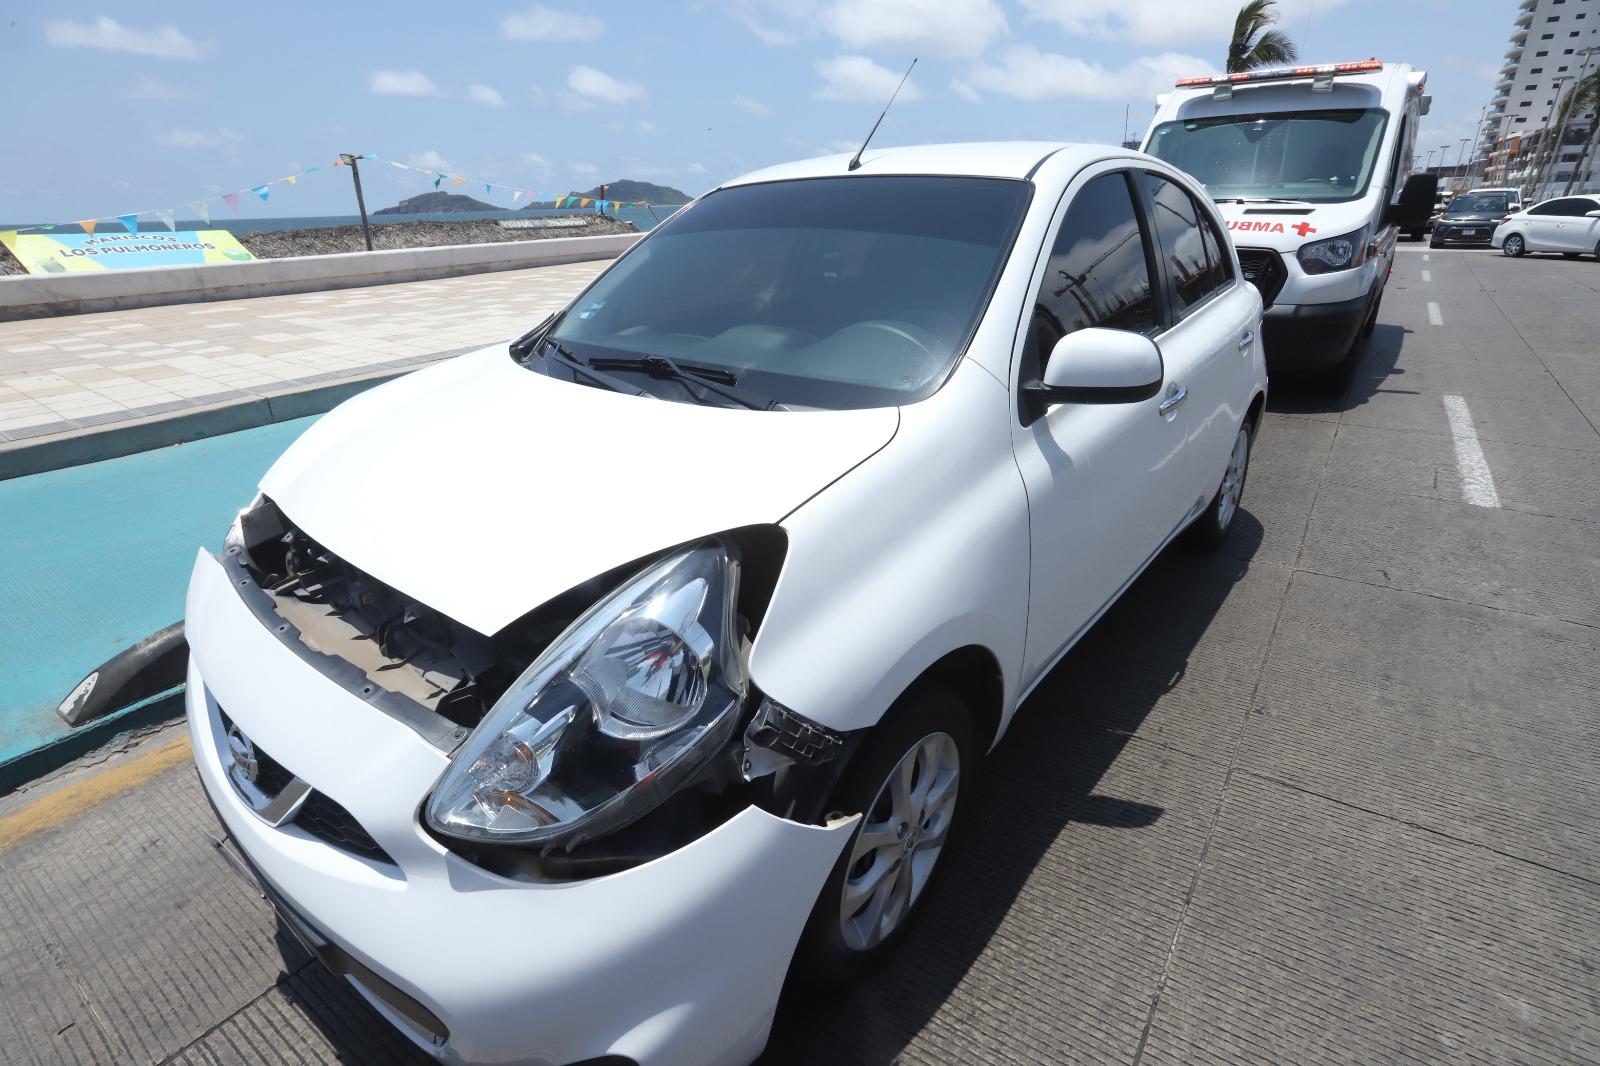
xmin=374 ymin=191 xmax=499 ymax=215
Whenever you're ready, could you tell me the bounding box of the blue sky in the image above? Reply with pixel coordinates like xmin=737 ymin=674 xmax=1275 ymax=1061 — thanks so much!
xmin=5 ymin=0 xmax=1507 ymax=224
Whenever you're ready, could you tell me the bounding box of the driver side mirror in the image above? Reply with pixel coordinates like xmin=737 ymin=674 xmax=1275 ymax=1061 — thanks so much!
xmin=1024 ymin=328 xmax=1163 ymax=408
xmin=1587 ymin=210 xmax=1600 ymax=219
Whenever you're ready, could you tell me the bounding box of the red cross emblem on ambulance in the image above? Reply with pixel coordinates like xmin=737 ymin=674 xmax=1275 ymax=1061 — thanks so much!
xmin=1292 ymin=221 xmax=1317 ymax=237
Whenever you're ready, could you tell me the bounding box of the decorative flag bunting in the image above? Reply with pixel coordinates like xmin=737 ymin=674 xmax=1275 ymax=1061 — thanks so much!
xmin=29 ymin=151 xmax=663 ymax=240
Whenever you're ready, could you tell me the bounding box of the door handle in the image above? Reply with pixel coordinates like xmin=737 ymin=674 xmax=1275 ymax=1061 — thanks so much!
xmin=1158 ymin=384 xmax=1187 ymax=416
xmin=1237 ymin=331 xmax=1255 ymax=351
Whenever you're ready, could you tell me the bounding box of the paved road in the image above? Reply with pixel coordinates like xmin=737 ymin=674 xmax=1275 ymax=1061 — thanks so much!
xmin=2 ymin=246 xmax=1598 ymax=1065
xmin=0 ymin=260 xmax=604 ymax=447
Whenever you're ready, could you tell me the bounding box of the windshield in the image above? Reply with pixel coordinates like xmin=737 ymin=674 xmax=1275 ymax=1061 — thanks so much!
xmin=1145 ymin=108 xmax=1389 ymax=204
xmin=542 ymin=175 xmax=1031 ymax=410
xmin=1445 ymin=193 xmax=1511 ymax=216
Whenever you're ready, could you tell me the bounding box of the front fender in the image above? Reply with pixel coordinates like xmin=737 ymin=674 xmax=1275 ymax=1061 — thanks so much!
xmin=749 ymin=358 xmax=1030 ymax=742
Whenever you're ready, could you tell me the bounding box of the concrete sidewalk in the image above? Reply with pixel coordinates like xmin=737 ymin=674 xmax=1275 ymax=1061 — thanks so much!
xmin=0 ymin=259 xmax=605 ymax=451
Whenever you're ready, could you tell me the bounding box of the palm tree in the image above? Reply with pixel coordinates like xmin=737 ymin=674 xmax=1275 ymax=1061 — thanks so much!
xmin=1557 ymin=70 xmax=1600 ymax=195
xmin=1228 ymin=0 xmax=1298 ymax=74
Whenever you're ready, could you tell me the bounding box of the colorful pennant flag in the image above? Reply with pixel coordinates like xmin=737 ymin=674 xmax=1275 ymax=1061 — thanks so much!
xmin=434 ymin=176 xmax=443 ymax=189
xmin=286 ymin=175 xmax=298 ymax=185
xmin=451 ymin=177 xmax=465 ymax=186
xmin=118 ymin=213 xmax=140 ymax=233
xmin=222 ymin=192 xmax=240 ymax=213
xmin=192 ymin=200 xmax=210 ymax=224
xmin=512 ymin=190 xmax=523 ymax=203
xmin=156 ymin=209 xmax=176 ymax=231
xmin=251 ymin=185 xmax=270 ymax=202
xmin=78 ymin=219 xmax=98 ymax=235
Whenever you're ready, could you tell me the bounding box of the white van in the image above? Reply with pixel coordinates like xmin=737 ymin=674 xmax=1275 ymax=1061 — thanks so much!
xmin=1142 ymin=61 xmax=1434 ymax=384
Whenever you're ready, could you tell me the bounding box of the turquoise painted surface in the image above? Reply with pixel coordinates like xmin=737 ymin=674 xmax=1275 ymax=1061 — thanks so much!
xmin=0 ymin=417 xmax=316 ymax=765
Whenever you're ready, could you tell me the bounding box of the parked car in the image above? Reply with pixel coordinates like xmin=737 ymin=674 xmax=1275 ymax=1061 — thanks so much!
xmin=186 ymin=142 xmax=1267 ymax=1066
xmin=1430 ymin=190 xmax=1517 ymax=247
xmin=1493 ymin=194 xmax=1600 ymax=258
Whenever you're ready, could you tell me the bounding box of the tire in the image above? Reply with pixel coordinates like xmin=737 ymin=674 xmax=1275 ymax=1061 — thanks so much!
xmin=1406 ymin=229 xmax=1425 ymax=242
xmin=1429 ymin=236 xmax=1444 ymax=249
xmin=1363 ymin=289 xmax=1382 ymax=338
xmin=793 ymin=686 xmax=974 ymax=983
xmin=1185 ymin=419 xmax=1253 ymax=550
xmin=1503 ymin=233 xmax=1526 ymax=257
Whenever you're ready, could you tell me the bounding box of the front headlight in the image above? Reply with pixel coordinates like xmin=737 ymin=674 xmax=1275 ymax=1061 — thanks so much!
xmin=1297 ymin=226 xmax=1370 ymax=274
xmin=425 ymin=540 xmax=747 ymax=849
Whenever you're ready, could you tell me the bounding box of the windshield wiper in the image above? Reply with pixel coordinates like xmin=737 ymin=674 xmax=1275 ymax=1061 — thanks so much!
xmin=589 ymin=354 xmax=787 ymax=411
xmin=535 ymin=337 xmax=652 ymax=397
xmin=1214 ymin=196 xmax=1312 ymax=205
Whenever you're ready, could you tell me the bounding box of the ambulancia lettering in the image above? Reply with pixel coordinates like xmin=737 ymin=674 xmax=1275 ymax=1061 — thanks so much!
xmin=1226 ymin=220 xmax=1288 ymax=233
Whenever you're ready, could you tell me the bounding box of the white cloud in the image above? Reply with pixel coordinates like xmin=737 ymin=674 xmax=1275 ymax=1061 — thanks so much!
xmin=819 ymin=0 xmax=1005 ymax=59
xmin=735 ymin=95 xmax=773 ymax=117
xmin=966 ymin=46 xmax=1210 ymax=101
xmin=1018 ymin=0 xmax=1341 ymax=49
xmin=152 ymin=128 xmax=243 ymax=148
xmin=571 ymin=162 xmax=599 ymax=176
xmin=502 ymin=5 xmax=605 ymax=41
xmin=468 ymin=83 xmax=507 ymax=107
xmin=950 ymin=78 xmax=981 ymax=103
xmin=369 ymin=69 xmax=439 ymax=96
xmin=408 ymin=149 xmax=452 ymax=170
xmin=567 ymin=65 xmax=644 ymax=105
xmin=120 ymin=76 xmax=188 ymax=100
xmin=523 ymin=152 xmax=552 ymax=171
xmin=686 ymin=163 xmax=709 ymax=175
xmin=637 ymin=119 xmax=657 ymax=132
xmin=44 ymin=17 xmax=205 ymax=58
xmin=815 ymin=54 xmax=925 ymax=103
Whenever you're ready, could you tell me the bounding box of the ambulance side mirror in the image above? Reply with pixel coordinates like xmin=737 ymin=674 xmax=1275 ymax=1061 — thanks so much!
xmin=1385 ymin=173 xmax=1439 ymax=229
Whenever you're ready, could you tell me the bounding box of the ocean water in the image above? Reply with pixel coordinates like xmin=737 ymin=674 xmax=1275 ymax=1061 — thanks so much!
xmin=1 ymin=204 xmax=680 ymax=236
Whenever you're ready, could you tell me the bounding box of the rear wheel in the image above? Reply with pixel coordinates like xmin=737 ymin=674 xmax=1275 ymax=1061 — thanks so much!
xmin=793 ymin=686 xmax=973 ymax=982
xmin=1503 ymin=233 xmax=1526 ymax=257
xmin=1185 ymin=420 xmax=1253 ymax=549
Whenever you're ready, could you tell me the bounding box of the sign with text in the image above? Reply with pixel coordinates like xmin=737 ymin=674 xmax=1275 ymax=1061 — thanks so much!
xmin=0 ymin=230 xmax=255 ymax=274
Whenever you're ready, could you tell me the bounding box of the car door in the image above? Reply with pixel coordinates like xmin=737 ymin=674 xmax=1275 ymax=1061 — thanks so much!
xmin=1523 ymin=200 xmax=1565 ymax=251
xmin=1010 ymin=166 xmax=1192 ymax=684
xmin=1574 ymin=198 xmax=1600 ymax=254
xmin=1139 ymin=171 xmax=1257 ymax=516
xmin=1552 ymin=197 xmax=1600 ymax=251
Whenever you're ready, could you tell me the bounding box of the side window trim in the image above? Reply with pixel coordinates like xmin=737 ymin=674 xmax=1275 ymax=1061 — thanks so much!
xmin=1125 ymin=170 xmax=1175 ymax=332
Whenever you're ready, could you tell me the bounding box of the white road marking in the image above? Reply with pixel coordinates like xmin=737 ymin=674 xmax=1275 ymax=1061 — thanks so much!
xmin=1423 ymin=253 xmax=1431 ymax=261
xmin=1427 ymin=301 xmax=1443 ymax=326
xmin=1442 ymin=395 xmax=1501 ymax=508
xmin=1421 ymin=270 xmax=1432 ymax=282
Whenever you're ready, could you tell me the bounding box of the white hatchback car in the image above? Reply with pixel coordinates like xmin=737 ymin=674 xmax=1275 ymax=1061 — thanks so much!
xmin=1493 ymin=194 xmax=1600 ymax=259
xmin=187 ymin=142 xmax=1266 ymax=1066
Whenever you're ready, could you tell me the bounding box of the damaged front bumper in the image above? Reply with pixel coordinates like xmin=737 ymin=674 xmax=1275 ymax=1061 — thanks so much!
xmin=186 ymin=549 xmax=856 ymax=1066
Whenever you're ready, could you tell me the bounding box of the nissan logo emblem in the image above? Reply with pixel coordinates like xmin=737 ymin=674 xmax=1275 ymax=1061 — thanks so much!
xmin=226 ymin=723 xmax=260 ymax=785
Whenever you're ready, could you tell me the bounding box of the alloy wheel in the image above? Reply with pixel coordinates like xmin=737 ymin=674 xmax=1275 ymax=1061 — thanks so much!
xmin=1217 ymin=426 xmax=1250 ymax=532
xmin=838 ymin=731 xmax=960 ymax=952
xmin=1503 ymin=234 xmax=1524 ymax=257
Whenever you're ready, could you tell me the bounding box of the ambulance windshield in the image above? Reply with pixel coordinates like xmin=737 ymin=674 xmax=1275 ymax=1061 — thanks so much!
xmin=1146 ymin=108 xmax=1389 ymax=204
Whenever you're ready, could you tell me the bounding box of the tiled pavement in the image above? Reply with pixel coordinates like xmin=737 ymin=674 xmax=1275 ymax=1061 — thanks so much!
xmin=0 ymin=261 xmax=607 ymax=446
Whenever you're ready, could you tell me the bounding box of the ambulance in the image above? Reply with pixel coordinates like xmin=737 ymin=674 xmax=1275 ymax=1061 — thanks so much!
xmin=1142 ymin=61 xmax=1434 ymax=385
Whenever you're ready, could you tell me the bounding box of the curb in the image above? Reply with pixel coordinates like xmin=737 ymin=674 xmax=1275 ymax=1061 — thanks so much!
xmin=0 ymin=347 xmax=481 ymax=480
xmin=0 ymin=690 xmax=185 ymax=797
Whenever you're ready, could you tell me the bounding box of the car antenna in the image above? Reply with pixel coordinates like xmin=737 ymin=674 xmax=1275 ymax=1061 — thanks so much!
xmin=847 ymin=58 xmax=917 ymax=172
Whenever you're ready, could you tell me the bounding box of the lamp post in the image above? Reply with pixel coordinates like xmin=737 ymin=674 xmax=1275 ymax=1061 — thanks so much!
xmin=1466 ymin=104 xmax=1489 ymax=187
xmin=1426 ymin=148 xmax=1438 ymax=170
xmin=1457 ymin=137 xmax=1470 ymax=190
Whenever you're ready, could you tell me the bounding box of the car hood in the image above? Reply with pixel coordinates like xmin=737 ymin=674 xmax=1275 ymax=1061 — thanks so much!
xmin=260 ymin=346 xmax=899 ymax=635
xmin=1441 ymin=213 xmax=1500 ymax=222
xmin=1215 ymin=199 xmax=1374 ymax=251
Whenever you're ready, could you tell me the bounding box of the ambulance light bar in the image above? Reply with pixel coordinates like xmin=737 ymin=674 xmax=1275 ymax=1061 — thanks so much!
xmin=1175 ymin=60 xmax=1384 ymax=88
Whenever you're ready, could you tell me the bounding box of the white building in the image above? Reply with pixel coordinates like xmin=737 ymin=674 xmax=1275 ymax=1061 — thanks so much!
xmin=1480 ymin=0 xmax=1600 ymax=197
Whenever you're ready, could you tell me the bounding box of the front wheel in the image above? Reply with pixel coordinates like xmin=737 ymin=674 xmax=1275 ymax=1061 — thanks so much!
xmin=1503 ymin=233 xmax=1526 ymax=257
xmin=793 ymin=686 xmax=973 ymax=982
xmin=1185 ymin=420 xmax=1253 ymax=549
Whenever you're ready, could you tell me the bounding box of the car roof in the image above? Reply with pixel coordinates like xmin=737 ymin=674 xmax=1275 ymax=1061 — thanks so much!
xmin=718 ymin=142 xmax=1132 ymax=188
